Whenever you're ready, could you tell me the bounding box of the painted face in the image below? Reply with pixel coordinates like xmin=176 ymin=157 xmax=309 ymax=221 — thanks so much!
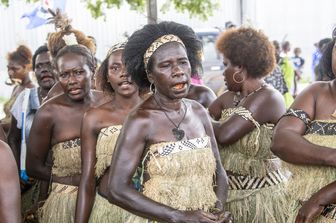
xmin=150 ymin=42 xmax=191 ymax=99
xmin=107 ymin=50 xmax=138 ymax=97
xmin=7 ymin=60 xmax=28 ymax=81
xmin=57 ymin=53 xmax=92 ymax=101
xmin=35 ymin=51 xmax=57 ymax=90
xmin=222 ymin=56 xmax=242 ymax=92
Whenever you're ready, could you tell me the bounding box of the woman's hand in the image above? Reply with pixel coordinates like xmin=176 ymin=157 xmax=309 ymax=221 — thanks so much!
xmin=295 ymin=200 xmax=324 ymax=223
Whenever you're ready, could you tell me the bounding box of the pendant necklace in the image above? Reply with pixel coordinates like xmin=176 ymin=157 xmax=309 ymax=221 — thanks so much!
xmin=153 ymin=96 xmax=187 ymax=141
xmin=233 ymin=83 xmax=266 ymax=106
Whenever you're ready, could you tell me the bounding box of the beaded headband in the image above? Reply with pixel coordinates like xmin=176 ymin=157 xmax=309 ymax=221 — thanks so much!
xmin=107 ymin=41 xmax=127 ymax=57
xmin=143 ymin=34 xmax=185 ymax=72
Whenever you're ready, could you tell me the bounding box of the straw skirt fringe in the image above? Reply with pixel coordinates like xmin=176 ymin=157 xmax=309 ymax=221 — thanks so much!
xmin=38 ymin=183 xmax=78 ymax=223
xmin=89 ymin=192 xmax=130 ymax=223
xmin=226 ymin=182 xmax=289 ymax=223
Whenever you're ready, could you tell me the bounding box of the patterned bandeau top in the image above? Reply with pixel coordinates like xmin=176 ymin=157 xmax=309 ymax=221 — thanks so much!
xmin=95 ymin=125 xmax=122 ymax=178
xmin=141 ymin=136 xmax=218 ymax=212
xmin=52 ymin=138 xmax=81 ymax=177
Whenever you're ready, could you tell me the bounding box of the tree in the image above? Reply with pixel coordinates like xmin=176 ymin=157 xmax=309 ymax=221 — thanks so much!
xmin=1 ymin=0 xmax=219 ymax=21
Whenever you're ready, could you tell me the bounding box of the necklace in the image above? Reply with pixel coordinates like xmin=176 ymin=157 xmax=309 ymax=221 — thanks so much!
xmin=153 ymin=96 xmax=187 ymax=141
xmin=38 ymin=87 xmax=47 ymax=102
xmin=233 ymin=83 xmax=266 ymax=106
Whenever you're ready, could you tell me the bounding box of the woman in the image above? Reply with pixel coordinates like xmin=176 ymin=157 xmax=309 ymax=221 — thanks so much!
xmin=1 ymin=45 xmax=35 ymax=133
xmin=8 ymin=44 xmax=57 ymax=168
xmin=107 ymin=21 xmax=230 ymax=223
xmin=7 ymin=44 xmax=57 ymax=219
xmin=0 ymin=139 xmax=21 ymax=223
xmin=75 ymin=42 xmax=142 ymax=222
xmin=208 ymin=27 xmax=288 ymax=223
xmin=272 ymin=37 xmax=336 ymax=222
xmin=26 ymin=44 xmax=102 ymax=223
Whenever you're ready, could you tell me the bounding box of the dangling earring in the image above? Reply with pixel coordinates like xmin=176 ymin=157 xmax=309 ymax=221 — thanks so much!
xmin=150 ymin=82 xmax=155 ymax=93
xmin=233 ymin=71 xmax=245 ymax=84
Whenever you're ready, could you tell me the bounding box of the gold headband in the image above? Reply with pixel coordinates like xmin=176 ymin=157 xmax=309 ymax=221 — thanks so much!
xmin=143 ymin=34 xmax=185 ymax=71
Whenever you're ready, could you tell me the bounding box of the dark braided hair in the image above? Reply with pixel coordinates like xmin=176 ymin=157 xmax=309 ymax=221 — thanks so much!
xmin=32 ymin=45 xmax=49 ymax=70
xmin=124 ymin=21 xmax=202 ymax=89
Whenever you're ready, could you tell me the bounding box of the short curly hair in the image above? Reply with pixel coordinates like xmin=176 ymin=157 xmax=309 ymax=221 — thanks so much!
xmin=319 ymin=38 xmax=336 ymax=80
xmin=124 ymin=21 xmax=202 ymax=89
xmin=216 ymin=27 xmax=275 ymax=78
xmin=7 ymin=45 xmax=32 ymax=70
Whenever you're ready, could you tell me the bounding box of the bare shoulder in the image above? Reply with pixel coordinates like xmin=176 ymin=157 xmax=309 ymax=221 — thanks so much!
xmin=36 ymin=94 xmax=65 ymax=120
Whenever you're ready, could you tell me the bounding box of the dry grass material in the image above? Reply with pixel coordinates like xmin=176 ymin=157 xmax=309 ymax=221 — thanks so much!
xmin=52 ymin=139 xmax=81 ymax=177
xmin=89 ymin=193 xmax=130 ymax=223
xmin=95 ymin=125 xmax=122 ymax=178
xmin=285 ymin=134 xmax=336 ymax=223
xmin=220 ymin=107 xmax=290 ymax=222
xmin=125 ymin=137 xmax=217 ymax=223
xmin=38 ymin=183 xmax=78 ymax=223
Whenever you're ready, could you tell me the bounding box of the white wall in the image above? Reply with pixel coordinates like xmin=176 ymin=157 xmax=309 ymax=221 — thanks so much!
xmin=0 ymin=0 xmax=335 ymax=103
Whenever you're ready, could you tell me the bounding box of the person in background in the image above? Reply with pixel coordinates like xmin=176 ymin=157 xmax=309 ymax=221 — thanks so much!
xmin=75 ymin=42 xmax=142 ymax=223
xmin=0 ymin=138 xmax=21 ymax=223
xmin=43 ymin=9 xmax=98 ymax=101
xmin=273 ymin=40 xmax=294 ymax=107
xmin=313 ymin=38 xmax=332 ymax=82
xmin=27 ymin=43 xmax=103 ymax=223
xmin=209 ymin=27 xmax=288 ymax=223
xmin=265 ymin=42 xmax=289 ymax=98
xmin=272 ymin=33 xmax=336 ymax=223
xmin=292 ymin=47 xmax=305 ymax=96
xmin=7 ymin=44 xmax=57 ymax=220
xmin=1 ymin=45 xmax=35 ymax=134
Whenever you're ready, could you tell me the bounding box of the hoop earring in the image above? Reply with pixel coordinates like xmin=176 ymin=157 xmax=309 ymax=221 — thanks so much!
xmin=150 ymin=82 xmax=155 ymax=93
xmin=233 ymin=71 xmax=245 ymax=84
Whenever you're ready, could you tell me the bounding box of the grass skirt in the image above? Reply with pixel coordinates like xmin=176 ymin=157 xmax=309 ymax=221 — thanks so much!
xmin=89 ymin=193 xmax=130 ymax=223
xmin=226 ymin=182 xmax=289 ymax=223
xmin=38 ymin=183 xmax=78 ymax=223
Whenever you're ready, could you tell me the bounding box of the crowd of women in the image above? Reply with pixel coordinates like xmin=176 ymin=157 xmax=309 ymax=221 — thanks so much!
xmin=0 ymin=10 xmax=336 ymax=223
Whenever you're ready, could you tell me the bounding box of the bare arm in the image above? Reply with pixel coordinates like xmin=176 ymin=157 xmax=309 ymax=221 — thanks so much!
xmin=75 ymin=111 xmax=99 ymax=223
xmin=0 ymin=141 xmax=21 ymax=223
xmin=271 ymin=85 xmax=336 ymax=166
xmin=199 ymin=104 xmax=228 ymax=209
xmin=212 ymin=89 xmax=285 ymax=147
xmin=295 ymin=181 xmax=336 ymax=223
xmin=108 ymin=111 xmax=217 ymax=223
xmin=26 ymin=105 xmax=53 ymax=180
xmin=7 ymin=117 xmax=21 ymax=168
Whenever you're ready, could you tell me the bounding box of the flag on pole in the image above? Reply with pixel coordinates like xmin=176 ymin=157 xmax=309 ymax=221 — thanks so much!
xmin=21 ymin=0 xmax=67 ymax=29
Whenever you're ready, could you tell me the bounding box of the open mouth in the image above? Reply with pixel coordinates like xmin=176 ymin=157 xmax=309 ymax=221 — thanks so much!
xmin=119 ymin=81 xmax=133 ymax=87
xmin=172 ymin=82 xmax=187 ymax=90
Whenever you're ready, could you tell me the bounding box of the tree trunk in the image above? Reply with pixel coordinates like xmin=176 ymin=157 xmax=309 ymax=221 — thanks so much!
xmin=147 ymin=0 xmax=157 ymax=24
